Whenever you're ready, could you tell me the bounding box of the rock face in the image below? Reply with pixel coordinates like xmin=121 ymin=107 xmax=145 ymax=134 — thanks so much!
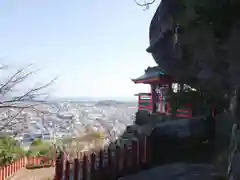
xmin=150 ymin=117 xmax=214 ymax=165
xmin=147 ymin=1 xmax=240 ymax=178
xmin=147 ymin=0 xmax=240 ymax=92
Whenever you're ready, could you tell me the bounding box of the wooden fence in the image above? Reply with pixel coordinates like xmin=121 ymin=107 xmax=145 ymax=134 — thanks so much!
xmin=0 ymin=153 xmax=56 ymax=180
xmin=55 ymin=135 xmax=152 ymax=180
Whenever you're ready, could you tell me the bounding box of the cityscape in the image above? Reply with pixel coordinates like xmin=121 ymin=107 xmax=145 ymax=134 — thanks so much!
xmin=0 ymin=100 xmax=137 ymax=150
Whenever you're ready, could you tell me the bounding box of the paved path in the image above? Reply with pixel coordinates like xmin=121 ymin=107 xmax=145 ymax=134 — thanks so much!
xmin=10 ymin=167 xmax=55 ymax=180
xmin=119 ymin=163 xmax=219 ymax=180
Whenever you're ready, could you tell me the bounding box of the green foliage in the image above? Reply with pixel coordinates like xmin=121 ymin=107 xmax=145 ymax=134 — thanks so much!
xmin=0 ymin=136 xmax=25 ymax=166
xmin=31 ymin=138 xmax=43 ymax=146
xmin=27 ymin=140 xmax=52 ymax=157
xmin=0 ymin=136 xmax=54 ymax=166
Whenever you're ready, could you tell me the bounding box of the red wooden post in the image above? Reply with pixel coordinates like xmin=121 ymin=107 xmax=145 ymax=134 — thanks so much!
xmin=64 ymin=160 xmax=70 ymax=180
xmin=13 ymin=161 xmax=15 ymax=173
xmin=145 ymin=135 xmax=152 ymax=166
xmin=138 ymin=136 xmax=145 ymax=167
xmin=3 ymin=167 xmax=6 ymax=180
xmin=27 ymin=157 xmax=29 ymax=167
xmin=36 ymin=157 xmax=39 ymax=166
xmin=131 ymin=139 xmax=138 ymax=172
xmin=9 ymin=165 xmax=11 ymax=177
xmin=82 ymin=153 xmax=88 ymax=180
xmin=107 ymin=147 xmax=113 ymax=179
xmin=16 ymin=160 xmax=18 ymax=172
xmin=122 ymin=143 xmax=128 ymax=176
xmin=16 ymin=160 xmax=19 ymax=171
xmin=55 ymin=151 xmax=64 ymax=180
xmin=98 ymin=149 xmax=104 ymax=180
xmin=18 ymin=159 xmax=20 ymax=170
xmin=0 ymin=168 xmax=3 ymax=180
xmin=7 ymin=165 xmax=10 ymax=178
xmin=160 ymin=95 xmax=163 ymax=113
xmin=90 ymin=153 xmax=96 ymax=180
xmin=138 ymin=95 xmax=140 ymax=111
xmin=114 ymin=144 xmax=120 ymax=179
xmin=73 ymin=158 xmax=80 ymax=180
xmin=10 ymin=164 xmax=12 ymax=176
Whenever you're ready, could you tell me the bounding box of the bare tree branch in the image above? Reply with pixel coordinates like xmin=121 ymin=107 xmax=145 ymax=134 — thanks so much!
xmin=0 ymin=64 xmax=57 ymax=134
xmin=0 ymin=108 xmax=25 ymax=132
xmin=134 ymin=0 xmax=156 ymax=10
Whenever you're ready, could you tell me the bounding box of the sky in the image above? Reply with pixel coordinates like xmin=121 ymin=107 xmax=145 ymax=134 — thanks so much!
xmin=0 ymin=0 xmax=159 ymax=100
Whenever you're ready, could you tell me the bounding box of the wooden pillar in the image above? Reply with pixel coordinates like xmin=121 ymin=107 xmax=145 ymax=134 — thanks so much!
xmin=167 ymin=82 xmax=173 ymax=114
xmin=151 ymin=84 xmax=157 ymax=113
xmin=159 ymin=94 xmax=163 ymax=113
xmin=180 ymin=83 xmax=184 ymax=92
xmin=138 ymin=95 xmax=141 ymax=111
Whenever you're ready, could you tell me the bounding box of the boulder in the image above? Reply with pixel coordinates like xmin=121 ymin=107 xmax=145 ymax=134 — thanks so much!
xmin=120 ymin=163 xmax=220 ymax=180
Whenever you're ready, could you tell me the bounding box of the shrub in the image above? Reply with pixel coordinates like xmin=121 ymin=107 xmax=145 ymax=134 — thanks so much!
xmin=31 ymin=138 xmax=43 ymax=146
xmin=25 ymin=163 xmax=52 ymax=169
xmin=28 ymin=141 xmax=52 ymax=157
xmin=0 ymin=136 xmax=26 ymax=166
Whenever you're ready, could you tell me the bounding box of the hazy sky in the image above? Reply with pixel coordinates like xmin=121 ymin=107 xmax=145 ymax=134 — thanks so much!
xmin=0 ymin=0 xmax=158 ymax=99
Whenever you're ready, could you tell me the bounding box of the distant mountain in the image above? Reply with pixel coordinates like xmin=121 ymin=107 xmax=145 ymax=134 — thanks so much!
xmin=49 ymin=96 xmax=137 ymax=103
xmin=95 ymin=100 xmax=137 ymax=106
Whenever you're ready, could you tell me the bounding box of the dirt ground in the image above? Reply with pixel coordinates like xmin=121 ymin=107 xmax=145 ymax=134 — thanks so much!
xmin=9 ymin=167 xmax=55 ymax=180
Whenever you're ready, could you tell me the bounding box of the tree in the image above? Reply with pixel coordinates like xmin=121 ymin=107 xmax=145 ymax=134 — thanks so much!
xmin=28 ymin=139 xmax=52 ymax=157
xmin=0 ymin=136 xmax=25 ymax=165
xmin=0 ymin=64 xmax=57 ymax=135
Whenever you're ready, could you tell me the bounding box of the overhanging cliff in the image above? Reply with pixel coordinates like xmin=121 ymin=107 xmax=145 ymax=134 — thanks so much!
xmin=147 ymin=0 xmax=240 ymax=94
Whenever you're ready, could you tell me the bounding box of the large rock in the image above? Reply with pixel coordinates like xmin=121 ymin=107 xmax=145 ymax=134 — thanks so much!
xmin=120 ymin=163 xmax=220 ymax=180
xmin=135 ymin=111 xmax=151 ymax=125
xmin=150 ymin=117 xmax=214 ymax=164
xmin=147 ymin=0 xmax=240 ymax=91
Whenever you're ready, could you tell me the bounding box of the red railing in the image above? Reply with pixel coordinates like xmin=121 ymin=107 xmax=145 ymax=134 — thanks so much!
xmin=55 ymin=136 xmax=152 ymax=180
xmin=0 ymin=153 xmax=56 ymax=180
xmin=0 ymin=158 xmax=25 ymax=180
xmin=26 ymin=156 xmax=55 ymax=167
xmin=137 ymin=93 xmax=193 ymax=118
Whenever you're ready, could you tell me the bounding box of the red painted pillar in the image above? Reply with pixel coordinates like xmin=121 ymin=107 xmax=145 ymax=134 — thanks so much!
xmin=55 ymin=151 xmax=64 ymax=180
xmin=107 ymin=146 xmax=113 ymax=179
xmin=82 ymin=153 xmax=88 ymax=180
xmin=98 ymin=149 xmax=104 ymax=180
xmin=7 ymin=165 xmax=10 ymax=178
xmin=73 ymin=158 xmax=80 ymax=180
xmin=4 ymin=166 xmax=6 ymax=180
xmin=0 ymin=168 xmax=3 ymax=180
xmin=159 ymin=95 xmax=163 ymax=113
xmin=131 ymin=139 xmax=139 ymax=172
xmin=114 ymin=144 xmax=120 ymax=179
xmin=138 ymin=95 xmax=141 ymax=111
xmin=122 ymin=144 xmax=128 ymax=176
xmin=138 ymin=136 xmax=145 ymax=168
xmin=151 ymin=84 xmax=157 ymax=113
xmin=146 ymin=135 xmax=152 ymax=166
xmin=90 ymin=153 xmax=96 ymax=180
xmin=64 ymin=160 xmax=70 ymax=180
